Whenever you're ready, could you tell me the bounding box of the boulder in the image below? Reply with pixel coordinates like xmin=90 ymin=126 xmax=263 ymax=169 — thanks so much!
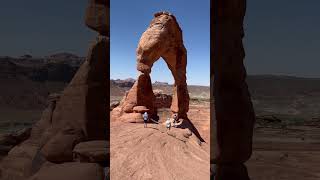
xmin=73 ymin=140 xmax=108 ymax=164
xmin=40 ymin=128 xmax=85 ymax=163
xmin=132 ymin=106 xmax=149 ymax=113
xmin=119 ymin=113 xmax=144 ymax=123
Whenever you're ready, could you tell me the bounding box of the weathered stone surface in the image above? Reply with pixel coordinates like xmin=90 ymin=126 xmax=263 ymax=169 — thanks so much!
xmin=113 ymin=12 xmax=189 ymax=122
xmin=211 ymin=0 xmax=255 ymax=179
xmin=85 ymin=0 xmax=109 ymax=36
xmin=28 ymin=94 xmax=59 ymax=145
xmin=41 ymin=129 xmax=85 ymax=163
xmin=47 ymin=36 xmax=108 ymax=141
xmin=73 ymin=140 xmax=108 ymax=163
xmin=136 ymin=12 xmax=189 ymax=118
xmin=0 ymin=1 xmax=109 ymax=179
xmin=0 ymin=143 xmax=39 ymax=179
xmin=110 ymin=123 xmax=210 ymax=180
xmin=28 ymin=162 xmax=104 ymax=180
xmin=119 ymin=113 xmax=144 ymax=123
xmin=121 ymin=73 xmax=155 ymax=115
xmin=132 ymin=106 xmax=149 ymax=113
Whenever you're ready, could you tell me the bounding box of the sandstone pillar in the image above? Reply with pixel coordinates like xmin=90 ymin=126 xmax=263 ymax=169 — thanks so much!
xmin=212 ymin=0 xmax=255 ymax=179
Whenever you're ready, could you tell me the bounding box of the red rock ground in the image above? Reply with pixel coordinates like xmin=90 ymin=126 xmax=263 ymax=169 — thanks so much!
xmin=110 ymin=101 xmax=210 ymax=180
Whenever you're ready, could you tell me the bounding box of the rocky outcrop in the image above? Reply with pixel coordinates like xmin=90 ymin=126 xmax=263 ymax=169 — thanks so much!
xmin=121 ymin=73 xmax=155 ymax=115
xmin=113 ymin=11 xmax=189 ymax=122
xmin=0 ymin=0 xmax=109 ymax=179
xmin=73 ymin=140 xmax=108 ymax=165
xmin=211 ymin=0 xmax=255 ymax=179
xmin=0 ymin=94 xmax=59 ymax=179
xmin=136 ymin=12 xmax=189 ymax=118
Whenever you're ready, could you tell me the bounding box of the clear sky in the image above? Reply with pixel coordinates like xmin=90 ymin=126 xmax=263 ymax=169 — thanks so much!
xmin=244 ymin=0 xmax=320 ymax=78
xmin=0 ymin=0 xmax=96 ymax=57
xmin=1 ymin=1 xmax=319 ymax=80
xmin=110 ymin=0 xmax=210 ymax=86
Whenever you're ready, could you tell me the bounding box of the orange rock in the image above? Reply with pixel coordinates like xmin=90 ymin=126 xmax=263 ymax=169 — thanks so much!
xmin=132 ymin=106 xmax=149 ymax=113
xmin=121 ymin=73 xmax=155 ymax=115
xmin=116 ymin=12 xmax=189 ymax=121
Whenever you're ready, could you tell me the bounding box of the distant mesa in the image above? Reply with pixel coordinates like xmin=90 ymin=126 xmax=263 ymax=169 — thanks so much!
xmin=153 ymin=81 xmax=169 ymax=86
xmin=110 ymin=78 xmax=171 ymax=88
xmin=112 ymin=78 xmax=136 ymax=87
xmin=47 ymin=52 xmax=82 ymax=60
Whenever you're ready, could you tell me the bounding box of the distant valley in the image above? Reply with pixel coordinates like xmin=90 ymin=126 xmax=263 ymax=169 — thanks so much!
xmin=0 ymin=55 xmax=320 ymax=128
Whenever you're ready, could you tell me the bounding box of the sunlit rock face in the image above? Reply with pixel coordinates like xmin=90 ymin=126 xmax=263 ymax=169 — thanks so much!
xmin=115 ymin=12 xmax=189 ymax=121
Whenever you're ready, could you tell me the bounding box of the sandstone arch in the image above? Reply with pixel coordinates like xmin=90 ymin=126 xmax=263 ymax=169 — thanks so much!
xmin=119 ymin=12 xmax=189 ymax=119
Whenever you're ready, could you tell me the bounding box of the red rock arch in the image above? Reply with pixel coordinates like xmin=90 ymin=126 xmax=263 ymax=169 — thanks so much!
xmin=119 ymin=12 xmax=190 ymax=119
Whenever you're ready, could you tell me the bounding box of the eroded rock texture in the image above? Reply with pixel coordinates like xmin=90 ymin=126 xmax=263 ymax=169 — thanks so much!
xmin=211 ymin=0 xmax=255 ymax=179
xmin=85 ymin=0 xmax=109 ymax=36
xmin=0 ymin=0 xmax=109 ymax=179
xmin=121 ymin=73 xmax=155 ymax=115
xmin=115 ymin=12 xmax=189 ymax=121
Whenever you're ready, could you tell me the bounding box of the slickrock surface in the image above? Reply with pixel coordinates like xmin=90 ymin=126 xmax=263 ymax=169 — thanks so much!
xmin=110 ymin=122 xmax=209 ymax=180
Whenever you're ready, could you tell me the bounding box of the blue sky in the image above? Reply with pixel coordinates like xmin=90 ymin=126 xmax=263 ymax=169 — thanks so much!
xmin=1 ymin=0 xmax=319 ymax=81
xmin=0 ymin=0 xmax=95 ymax=57
xmin=110 ymin=0 xmax=210 ymax=86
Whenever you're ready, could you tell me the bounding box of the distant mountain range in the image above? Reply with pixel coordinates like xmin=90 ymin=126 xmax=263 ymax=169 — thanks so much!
xmin=0 ymin=53 xmax=85 ymax=82
xmin=1 ymin=55 xmax=320 ymax=121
